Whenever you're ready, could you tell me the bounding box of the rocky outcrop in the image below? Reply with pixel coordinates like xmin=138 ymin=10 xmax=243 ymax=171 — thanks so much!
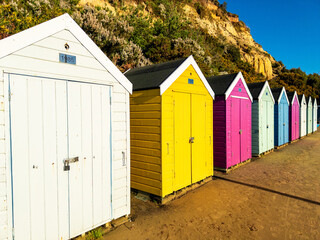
xmin=182 ymin=3 xmax=275 ymax=79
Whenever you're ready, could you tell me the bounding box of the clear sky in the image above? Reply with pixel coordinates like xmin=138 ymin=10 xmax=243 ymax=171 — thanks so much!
xmin=225 ymin=0 xmax=320 ymax=75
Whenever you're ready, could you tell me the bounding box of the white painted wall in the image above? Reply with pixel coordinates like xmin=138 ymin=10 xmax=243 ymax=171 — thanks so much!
xmin=0 ymin=30 xmax=130 ymax=240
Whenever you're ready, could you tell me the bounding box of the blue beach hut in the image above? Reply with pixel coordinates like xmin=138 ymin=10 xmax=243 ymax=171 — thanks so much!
xmin=272 ymin=87 xmax=289 ymax=147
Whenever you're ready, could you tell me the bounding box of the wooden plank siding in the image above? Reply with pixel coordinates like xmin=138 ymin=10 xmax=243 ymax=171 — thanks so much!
xmin=0 ymin=76 xmax=7 ymax=240
xmin=212 ymin=96 xmax=227 ymax=169
xmin=130 ymin=89 xmax=162 ymax=196
xmin=251 ymin=101 xmax=260 ymax=155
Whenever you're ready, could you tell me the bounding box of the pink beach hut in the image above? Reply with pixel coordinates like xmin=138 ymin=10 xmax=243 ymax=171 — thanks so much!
xmin=287 ymin=91 xmax=300 ymax=141
xmin=208 ymin=72 xmax=253 ymax=170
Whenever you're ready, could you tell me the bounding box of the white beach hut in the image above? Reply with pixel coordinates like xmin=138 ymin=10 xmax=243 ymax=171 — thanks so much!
xmin=0 ymin=14 xmax=132 ymax=240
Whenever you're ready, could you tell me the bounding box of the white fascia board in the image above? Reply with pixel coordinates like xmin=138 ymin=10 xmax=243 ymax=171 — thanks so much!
xmin=293 ymin=91 xmax=300 ymax=107
xmin=307 ymin=96 xmax=312 ymax=107
xmin=278 ymin=87 xmax=289 ymax=104
xmin=258 ymin=81 xmax=275 ymax=104
xmin=301 ymin=94 xmax=306 ymax=106
xmin=225 ymin=72 xmax=253 ymax=102
xmin=159 ymin=55 xmax=215 ymax=99
xmin=64 ymin=15 xmax=132 ymax=94
xmin=0 ymin=13 xmax=133 ymax=94
xmin=0 ymin=14 xmax=66 ymax=59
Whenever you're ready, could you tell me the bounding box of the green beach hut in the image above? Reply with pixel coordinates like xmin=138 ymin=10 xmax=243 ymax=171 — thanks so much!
xmin=248 ymin=81 xmax=275 ymax=156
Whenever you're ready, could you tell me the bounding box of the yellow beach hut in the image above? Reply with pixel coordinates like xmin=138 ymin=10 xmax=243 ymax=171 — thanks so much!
xmin=125 ymin=56 xmax=215 ymax=199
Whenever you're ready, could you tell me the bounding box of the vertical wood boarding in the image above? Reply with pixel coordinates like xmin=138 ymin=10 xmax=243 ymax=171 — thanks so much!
xmin=162 ymin=65 xmax=213 ymax=197
xmin=225 ymin=78 xmax=252 ymax=169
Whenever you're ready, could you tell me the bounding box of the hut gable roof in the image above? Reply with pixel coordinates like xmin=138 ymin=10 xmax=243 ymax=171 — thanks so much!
xmin=0 ymin=13 xmax=132 ymax=94
xmin=272 ymin=87 xmax=289 ymax=104
xmin=207 ymin=72 xmax=252 ymax=102
xmin=298 ymin=94 xmax=306 ymax=104
xmin=287 ymin=91 xmax=300 ymax=107
xmin=248 ymin=81 xmax=275 ymax=103
xmin=125 ymin=55 xmax=215 ymax=99
xmin=125 ymin=58 xmax=186 ymax=91
xmin=247 ymin=82 xmax=265 ymax=99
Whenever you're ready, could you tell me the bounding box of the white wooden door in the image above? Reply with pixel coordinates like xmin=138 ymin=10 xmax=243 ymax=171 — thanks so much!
xmin=8 ymin=74 xmax=111 ymax=240
xmin=67 ymin=82 xmax=111 ymax=238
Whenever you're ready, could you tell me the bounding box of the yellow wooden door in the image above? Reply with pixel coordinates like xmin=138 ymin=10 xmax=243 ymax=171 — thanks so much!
xmin=191 ymin=94 xmax=207 ymax=183
xmin=173 ymin=92 xmax=191 ymax=191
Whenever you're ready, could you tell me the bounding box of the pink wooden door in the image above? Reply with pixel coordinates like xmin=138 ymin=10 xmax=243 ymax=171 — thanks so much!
xmin=294 ymin=104 xmax=299 ymax=140
xmin=293 ymin=105 xmax=297 ymax=140
xmin=292 ymin=105 xmax=295 ymax=140
xmin=240 ymin=99 xmax=250 ymax=162
xmin=231 ymin=98 xmax=241 ymax=167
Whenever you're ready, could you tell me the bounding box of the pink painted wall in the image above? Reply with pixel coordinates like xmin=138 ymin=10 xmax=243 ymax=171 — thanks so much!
xmin=290 ymin=95 xmax=300 ymax=141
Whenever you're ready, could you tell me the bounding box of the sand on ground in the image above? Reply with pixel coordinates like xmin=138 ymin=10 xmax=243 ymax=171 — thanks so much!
xmin=105 ymin=131 xmax=320 ymax=240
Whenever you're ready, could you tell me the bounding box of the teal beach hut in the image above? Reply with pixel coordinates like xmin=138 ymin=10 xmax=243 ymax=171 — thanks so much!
xmin=248 ymin=81 xmax=275 ymax=156
xmin=307 ymin=96 xmax=313 ymax=134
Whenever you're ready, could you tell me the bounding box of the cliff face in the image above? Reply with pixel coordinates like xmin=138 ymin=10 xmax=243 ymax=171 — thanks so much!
xmin=182 ymin=2 xmax=275 ymax=79
xmin=78 ymin=0 xmax=275 ymax=79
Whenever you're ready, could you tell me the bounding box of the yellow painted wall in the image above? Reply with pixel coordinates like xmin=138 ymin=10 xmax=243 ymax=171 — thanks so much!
xmin=130 ymin=89 xmax=162 ymax=196
xmin=161 ymin=65 xmax=213 ymax=197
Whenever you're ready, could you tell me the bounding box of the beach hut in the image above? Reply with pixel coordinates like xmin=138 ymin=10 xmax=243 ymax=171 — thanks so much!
xmin=247 ymin=81 xmax=274 ymax=156
xmin=312 ymin=98 xmax=318 ymax=132
xmin=272 ymin=87 xmax=289 ymax=147
xmin=307 ymin=96 xmax=313 ymax=134
xmin=0 ymin=14 xmax=132 ymax=240
xmin=208 ymin=72 xmax=252 ymax=170
xmin=287 ymin=91 xmax=300 ymax=142
xmin=298 ymin=94 xmax=307 ymax=137
xmin=125 ymin=56 xmax=215 ymax=199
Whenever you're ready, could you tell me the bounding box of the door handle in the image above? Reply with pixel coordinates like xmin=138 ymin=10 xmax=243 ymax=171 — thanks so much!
xmin=239 ymin=129 xmax=242 ymax=134
xmin=63 ymin=156 xmax=79 ymax=171
xmin=267 ymin=125 xmax=269 ymax=128
xmin=189 ymin=137 xmax=194 ymax=143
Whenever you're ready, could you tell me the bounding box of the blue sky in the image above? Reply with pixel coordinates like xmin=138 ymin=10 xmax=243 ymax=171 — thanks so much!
xmin=225 ymin=0 xmax=320 ymax=75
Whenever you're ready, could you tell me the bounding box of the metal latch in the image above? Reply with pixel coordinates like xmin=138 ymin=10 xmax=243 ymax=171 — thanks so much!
xmin=239 ymin=129 xmax=242 ymax=134
xmin=189 ymin=137 xmax=194 ymax=143
xmin=64 ymin=156 xmax=79 ymax=171
xmin=122 ymin=152 xmax=126 ymax=166
xmin=267 ymin=125 xmax=269 ymax=128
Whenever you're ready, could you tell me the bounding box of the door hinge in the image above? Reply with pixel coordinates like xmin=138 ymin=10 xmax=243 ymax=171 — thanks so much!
xmin=109 ymin=94 xmax=112 ymax=105
xmin=8 ymin=90 xmax=11 ymax=101
xmin=173 ymin=100 xmax=175 ymax=106
xmin=12 ymin=227 xmax=15 ymax=240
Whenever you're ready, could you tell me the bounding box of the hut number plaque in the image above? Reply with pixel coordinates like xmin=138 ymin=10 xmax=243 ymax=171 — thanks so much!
xmin=59 ymin=53 xmax=76 ymax=65
xmin=188 ymin=78 xmax=194 ymax=84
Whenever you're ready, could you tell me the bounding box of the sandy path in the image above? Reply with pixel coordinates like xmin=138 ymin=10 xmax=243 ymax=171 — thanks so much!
xmin=105 ymin=131 xmax=320 ymax=240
